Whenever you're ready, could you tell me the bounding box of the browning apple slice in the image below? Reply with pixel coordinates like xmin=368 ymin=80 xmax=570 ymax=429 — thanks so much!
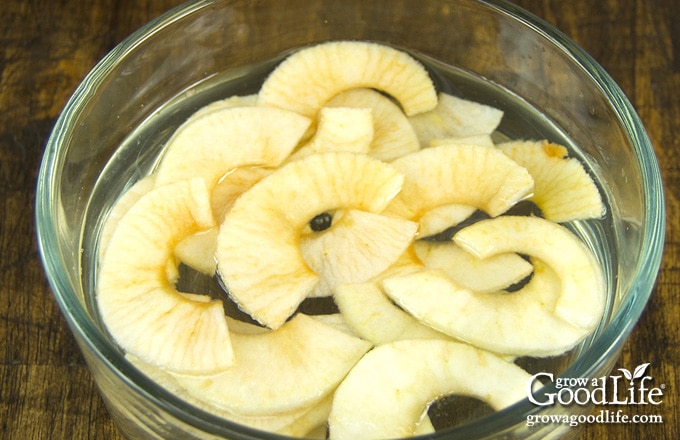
xmin=97 ymin=178 xmax=234 ymax=374
xmin=497 ymin=139 xmax=605 ymax=222
xmin=258 ymin=40 xmax=438 ymax=118
xmin=386 ymin=144 xmax=534 ymax=219
xmin=216 ymin=151 xmax=404 ymax=329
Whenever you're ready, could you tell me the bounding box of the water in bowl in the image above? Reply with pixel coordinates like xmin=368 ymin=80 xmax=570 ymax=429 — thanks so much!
xmin=80 ymin=48 xmax=615 ymax=433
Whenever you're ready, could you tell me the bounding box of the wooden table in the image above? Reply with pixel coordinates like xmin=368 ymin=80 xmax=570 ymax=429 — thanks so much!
xmin=1 ymin=0 xmax=677 ymax=438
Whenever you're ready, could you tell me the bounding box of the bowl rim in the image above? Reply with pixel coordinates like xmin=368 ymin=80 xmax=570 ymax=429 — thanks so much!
xmin=35 ymin=0 xmax=666 ymax=438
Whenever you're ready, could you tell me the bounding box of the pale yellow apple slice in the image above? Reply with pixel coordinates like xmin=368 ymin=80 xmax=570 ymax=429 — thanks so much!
xmin=154 ymin=106 xmax=311 ymax=189
xmin=188 ymin=94 xmax=258 ymax=120
xmin=126 ymin=353 xmax=334 ymax=438
xmin=454 ymin=215 xmax=606 ymax=330
xmin=216 ymin=151 xmax=404 ymax=329
xmin=429 ymin=134 xmax=495 ymax=149
xmin=173 ymin=227 xmax=219 ymax=276
xmin=408 ymin=92 xmax=504 ymax=147
xmin=287 ymin=106 xmax=374 ymax=162
xmin=417 ymin=203 xmax=477 ymax=237
xmin=175 ymin=166 xmax=273 ymax=276
xmin=99 ymin=174 xmax=156 ymax=255
xmin=211 ymin=166 xmax=274 ymax=223
xmin=497 ymin=139 xmax=606 ymax=222
xmin=328 ymin=339 xmax=533 ymax=440
xmin=300 ymin=209 xmax=418 ymax=297
xmin=327 ymin=88 xmax=421 ymax=161
xmin=382 ymin=261 xmax=590 ymax=357
xmin=413 ymin=240 xmax=533 ymax=293
xmin=258 ymin=40 xmax=438 ymax=118
xmin=309 ymin=313 xmax=357 ymax=337
xmin=97 ymin=178 xmax=234 ymax=374
xmin=386 ymin=144 xmax=534 ymax=219
xmin=334 ymin=281 xmax=449 ymax=345
xmin=173 ymin=314 xmax=372 ymax=416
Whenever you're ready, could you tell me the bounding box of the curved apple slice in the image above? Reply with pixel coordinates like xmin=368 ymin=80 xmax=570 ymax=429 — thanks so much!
xmin=417 ymin=203 xmax=477 ymax=237
xmin=328 ymin=339 xmax=532 ymax=440
xmin=454 ymin=216 xmax=606 ymax=330
xmin=258 ymin=41 xmax=438 ymax=118
xmin=309 ymin=313 xmax=357 ymax=337
xmin=429 ymin=133 xmax=495 ymax=149
xmin=408 ymin=92 xmax=504 ymax=147
xmin=382 ymin=261 xmax=590 ymax=357
xmin=99 ymin=174 xmax=156 ymax=255
xmin=287 ymin=106 xmax=374 ymax=162
xmin=300 ymin=209 xmax=418 ymax=297
xmin=154 ymin=106 xmax=311 ymax=188
xmin=216 ymin=152 xmax=404 ymax=329
xmin=327 ymin=88 xmax=421 ymax=161
xmin=174 ymin=166 xmax=275 ymax=276
xmin=173 ymin=227 xmax=219 ymax=276
xmin=188 ymin=94 xmax=258 ymax=120
xmin=126 ymin=353 xmax=334 ymax=438
xmin=97 ymin=178 xmax=234 ymax=374
xmin=386 ymin=144 xmax=534 ymax=219
xmin=211 ymin=166 xmax=274 ymax=223
xmin=335 ymin=282 xmax=449 ymax=345
xmin=498 ymin=140 xmax=605 ymax=222
xmin=413 ymin=240 xmax=533 ymax=293
xmin=173 ymin=314 xmax=372 ymax=416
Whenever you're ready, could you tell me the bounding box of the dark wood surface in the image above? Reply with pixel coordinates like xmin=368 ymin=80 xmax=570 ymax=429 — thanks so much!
xmin=1 ymin=0 xmax=677 ymax=439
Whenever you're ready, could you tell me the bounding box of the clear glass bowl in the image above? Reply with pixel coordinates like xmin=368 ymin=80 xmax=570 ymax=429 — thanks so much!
xmin=36 ymin=0 xmax=665 ymax=438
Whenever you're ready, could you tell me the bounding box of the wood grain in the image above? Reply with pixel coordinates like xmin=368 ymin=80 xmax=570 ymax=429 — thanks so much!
xmin=1 ymin=0 xmax=677 ymax=439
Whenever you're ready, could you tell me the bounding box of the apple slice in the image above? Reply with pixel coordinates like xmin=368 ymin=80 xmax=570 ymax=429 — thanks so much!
xmin=386 ymin=144 xmax=534 ymax=219
xmin=211 ymin=166 xmax=274 ymax=223
xmin=309 ymin=313 xmax=357 ymax=337
xmin=334 ymin=281 xmax=449 ymax=345
xmin=328 ymin=339 xmax=533 ymax=439
xmin=417 ymin=203 xmax=477 ymax=237
xmin=188 ymin=94 xmax=258 ymax=120
xmin=154 ymin=106 xmax=311 ymax=189
xmin=173 ymin=314 xmax=372 ymax=416
xmin=126 ymin=353 xmax=334 ymax=438
xmin=258 ymin=40 xmax=438 ymax=118
xmin=99 ymin=174 xmax=156 ymax=255
xmin=97 ymin=178 xmax=234 ymax=374
xmin=382 ymin=261 xmax=590 ymax=357
xmin=327 ymin=88 xmax=421 ymax=161
xmin=173 ymin=227 xmax=219 ymax=276
xmin=300 ymin=209 xmax=418 ymax=297
xmin=175 ymin=166 xmax=274 ymax=276
xmin=287 ymin=106 xmax=374 ymax=161
xmin=429 ymin=134 xmax=495 ymax=149
xmin=497 ymin=140 xmax=605 ymax=222
xmin=408 ymin=92 xmax=504 ymax=147
xmin=454 ymin=215 xmax=606 ymax=330
xmin=413 ymin=240 xmax=533 ymax=293
xmin=216 ymin=151 xmax=404 ymax=329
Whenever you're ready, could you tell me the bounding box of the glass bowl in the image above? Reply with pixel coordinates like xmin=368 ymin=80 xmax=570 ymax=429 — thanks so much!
xmin=36 ymin=0 xmax=665 ymax=438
